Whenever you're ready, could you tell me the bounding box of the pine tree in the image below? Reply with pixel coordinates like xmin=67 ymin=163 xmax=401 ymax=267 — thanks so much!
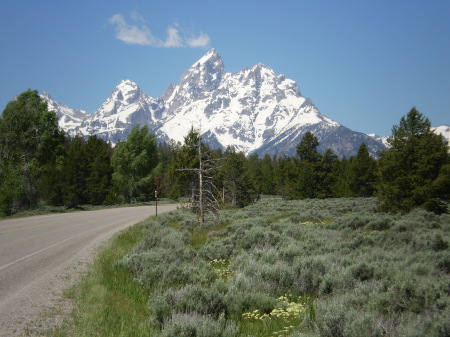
xmin=332 ymin=157 xmax=353 ymax=197
xmin=85 ymin=136 xmax=113 ymax=205
xmin=377 ymin=108 xmax=450 ymax=213
xmin=221 ymin=147 xmax=256 ymax=207
xmin=295 ymin=132 xmax=322 ymax=199
xmin=296 ymin=131 xmax=321 ymax=163
xmin=61 ymin=136 xmax=89 ymax=207
xmin=153 ymin=140 xmax=178 ymax=199
xmin=277 ymin=155 xmax=299 ymax=199
xmin=246 ymin=153 xmax=263 ymax=197
xmin=316 ymin=148 xmax=338 ymax=198
xmin=349 ymin=143 xmax=377 ymax=197
xmin=260 ymin=154 xmax=276 ymax=195
xmin=172 ymin=128 xmax=202 ymax=200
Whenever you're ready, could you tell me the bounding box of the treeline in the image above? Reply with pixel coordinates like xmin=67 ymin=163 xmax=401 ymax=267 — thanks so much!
xmin=1 ymin=90 xmax=449 ymax=216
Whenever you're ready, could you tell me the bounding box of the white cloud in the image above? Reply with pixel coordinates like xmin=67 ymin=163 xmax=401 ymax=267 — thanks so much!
xmin=186 ymin=31 xmax=211 ymax=47
xmin=108 ymin=13 xmax=211 ymax=48
xmin=109 ymin=13 xmax=157 ymax=46
xmin=163 ymin=26 xmax=183 ymax=47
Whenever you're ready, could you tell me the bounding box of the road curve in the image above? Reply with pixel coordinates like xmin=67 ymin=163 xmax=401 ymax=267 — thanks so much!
xmin=0 ymin=205 xmax=178 ymax=336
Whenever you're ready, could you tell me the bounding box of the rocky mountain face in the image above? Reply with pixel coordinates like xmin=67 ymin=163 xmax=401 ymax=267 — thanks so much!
xmin=42 ymin=49 xmax=387 ymax=157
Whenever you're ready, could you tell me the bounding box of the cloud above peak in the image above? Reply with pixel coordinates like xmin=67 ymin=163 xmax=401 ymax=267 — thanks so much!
xmin=108 ymin=13 xmax=210 ymax=48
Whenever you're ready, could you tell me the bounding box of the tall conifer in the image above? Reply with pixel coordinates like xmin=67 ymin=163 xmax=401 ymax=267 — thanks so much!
xmin=377 ymin=108 xmax=450 ymax=213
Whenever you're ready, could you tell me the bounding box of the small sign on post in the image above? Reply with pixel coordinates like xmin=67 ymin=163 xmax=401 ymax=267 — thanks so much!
xmin=155 ymin=190 xmax=158 ymax=218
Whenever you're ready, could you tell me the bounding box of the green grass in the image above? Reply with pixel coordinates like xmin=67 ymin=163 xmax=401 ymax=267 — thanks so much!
xmin=52 ymin=220 xmax=153 ymax=337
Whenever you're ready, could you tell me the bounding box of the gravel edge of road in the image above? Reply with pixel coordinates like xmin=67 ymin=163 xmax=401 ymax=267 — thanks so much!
xmin=11 ymin=221 xmax=142 ymax=336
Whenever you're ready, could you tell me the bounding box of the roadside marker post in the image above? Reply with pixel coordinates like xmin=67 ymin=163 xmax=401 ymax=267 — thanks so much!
xmin=155 ymin=190 xmax=158 ymax=218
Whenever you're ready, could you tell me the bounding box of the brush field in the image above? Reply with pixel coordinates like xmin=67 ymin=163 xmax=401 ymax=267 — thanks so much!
xmin=121 ymin=197 xmax=449 ymax=336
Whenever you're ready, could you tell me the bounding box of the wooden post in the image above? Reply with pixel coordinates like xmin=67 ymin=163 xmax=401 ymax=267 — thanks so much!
xmin=155 ymin=190 xmax=158 ymax=218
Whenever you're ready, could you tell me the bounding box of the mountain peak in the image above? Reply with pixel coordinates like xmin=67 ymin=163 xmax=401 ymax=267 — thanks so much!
xmin=116 ymin=79 xmax=139 ymax=91
xmin=41 ymin=91 xmax=52 ymax=100
xmin=178 ymin=49 xmax=225 ymax=96
xmin=194 ymin=48 xmax=221 ymax=66
xmin=111 ymin=79 xmax=142 ymax=103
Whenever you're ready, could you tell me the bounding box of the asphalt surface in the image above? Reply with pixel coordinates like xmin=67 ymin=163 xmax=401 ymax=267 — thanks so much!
xmin=0 ymin=205 xmax=178 ymax=336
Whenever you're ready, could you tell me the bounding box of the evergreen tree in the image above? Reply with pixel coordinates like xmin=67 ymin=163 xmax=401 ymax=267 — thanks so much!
xmin=377 ymin=108 xmax=450 ymax=213
xmin=62 ymin=136 xmax=89 ymax=207
xmin=349 ymin=143 xmax=377 ymax=197
xmin=85 ymin=136 xmax=113 ymax=205
xmin=332 ymin=157 xmax=353 ymax=197
xmin=295 ymin=132 xmax=322 ymax=199
xmin=0 ymin=164 xmax=23 ymax=215
xmin=246 ymin=153 xmax=263 ymax=197
xmin=111 ymin=125 xmax=158 ymax=203
xmin=277 ymin=155 xmax=299 ymax=199
xmin=171 ymin=128 xmax=202 ymax=200
xmin=221 ymin=147 xmax=256 ymax=207
xmin=296 ymin=131 xmax=321 ymax=162
xmin=260 ymin=154 xmax=277 ymax=195
xmin=316 ymin=148 xmax=338 ymax=198
xmin=153 ymin=140 xmax=178 ymax=199
xmin=0 ymin=90 xmax=64 ymax=212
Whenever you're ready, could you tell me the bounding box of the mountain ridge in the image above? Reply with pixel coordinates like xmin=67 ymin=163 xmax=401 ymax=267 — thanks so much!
xmin=41 ymin=49 xmax=393 ymax=157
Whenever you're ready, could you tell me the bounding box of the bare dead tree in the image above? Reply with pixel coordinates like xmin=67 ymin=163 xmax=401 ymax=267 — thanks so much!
xmin=177 ymin=131 xmax=220 ymax=223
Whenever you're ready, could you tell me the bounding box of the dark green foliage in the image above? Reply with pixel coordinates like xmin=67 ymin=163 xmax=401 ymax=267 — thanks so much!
xmin=316 ymin=149 xmax=338 ymax=198
xmin=296 ymin=131 xmax=321 ymax=163
xmin=349 ymin=143 xmax=377 ymax=197
xmin=111 ymin=125 xmax=159 ymax=203
xmin=0 ymin=90 xmax=117 ymax=213
xmin=220 ymin=147 xmax=257 ymax=207
xmin=154 ymin=140 xmax=178 ymax=198
xmin=0 ymin=90 xmax=62 ymax=166
xmin=377 ymin=108 xmax=450 ymax=214
xmin=170 ymin=128 xmax=202 ymax=199
xmin=332 ymin=157 xmax=353 ymax=198
xmin=61 ymin=137 xmax=88 ymax=206
xmin=284 ymin=132 xmax=340 ymax=199
xmin=0 ymin=90 xmax=64 ymax=213
xmin=0 ymin=164 xmax=23 ymax=215
xmin=60 ymin=135 xmax=113 ymax=207
xmin=84 ymin=136 xmax=113 ymax=205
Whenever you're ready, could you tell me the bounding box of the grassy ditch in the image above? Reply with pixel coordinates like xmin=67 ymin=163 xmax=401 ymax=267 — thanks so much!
xmin=52 ymin=220 xmax=154 ymax=336
xmin=54 ymin=197 xmax=449 ymax=337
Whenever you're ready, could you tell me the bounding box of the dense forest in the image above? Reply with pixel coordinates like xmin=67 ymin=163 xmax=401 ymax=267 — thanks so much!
xmin=0 ymin=89 xmax=449 ymax=217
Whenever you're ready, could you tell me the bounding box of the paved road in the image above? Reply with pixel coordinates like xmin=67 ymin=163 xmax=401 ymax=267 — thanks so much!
xmin=0 ymin=205 xmax=178 ymax=336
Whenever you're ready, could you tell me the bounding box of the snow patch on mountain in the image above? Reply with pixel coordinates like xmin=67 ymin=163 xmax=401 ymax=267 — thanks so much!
xmin=367 ymin=133 xmax=389 ymax=148
xmin=41 ymin=92 xmax=88 ymax=136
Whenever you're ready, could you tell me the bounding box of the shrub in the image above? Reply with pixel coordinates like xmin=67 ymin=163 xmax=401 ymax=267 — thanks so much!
xmin=161 ymin=313 xmax=239 ymax=337
xmin=351 ymin=263 xmax=374 ymax=282
xmin=198 ymin=238 xmax=234 ymax=260
xmin=224 ymin=289 xmax=278 ymax=318
xmin=149 ymin=283 xmax=228 ymax=327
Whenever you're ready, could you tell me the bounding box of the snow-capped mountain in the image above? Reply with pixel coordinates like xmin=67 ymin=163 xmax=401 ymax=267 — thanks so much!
xmin=41 ymin=92 xmax=88 ymax=135
xmin=367 ymin=133 xmax=389 ymax=148
xmin=75 ymin=80 xmax=165 ymax=143
xmin=42 ymin=49 xmax=386 ymax=157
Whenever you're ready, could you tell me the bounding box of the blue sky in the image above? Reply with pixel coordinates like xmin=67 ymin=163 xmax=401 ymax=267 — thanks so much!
xmin=0 ymin=0 xmax=449 ymax=137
